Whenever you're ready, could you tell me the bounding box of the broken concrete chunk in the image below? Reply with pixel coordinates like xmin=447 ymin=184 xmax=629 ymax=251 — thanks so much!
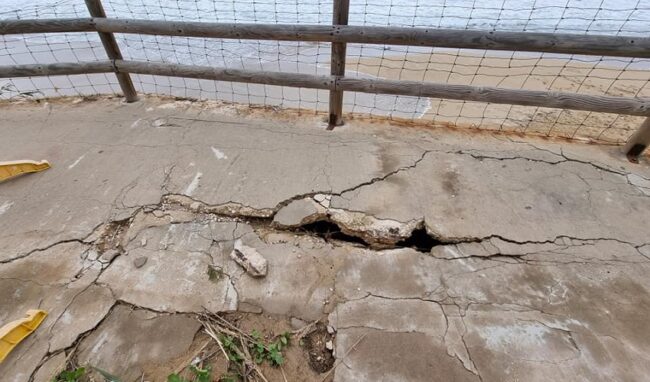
xmin=328 ymin=208 xmax=421 ymax=246
xmin=313 ymin=194 xmax=332 ymax=208
xmin=325 ymin=340 xmax=334 ymax=351
xmin=99 ymin=249 xmax=120 ymax=263
xmin=230 ymin=239 xmax=267 ymax=277
xmin=84 ymin=249 xmax=99 ymax=261
xmin=75 ymin=305 xmax=200 ymax=381
xmin=273 ymin=197 xmax=325 ymax=228
xmin=133 ymin=256 xmax=148 ymax=268
xmin=327 ymin=325 xmax=335 ymax=334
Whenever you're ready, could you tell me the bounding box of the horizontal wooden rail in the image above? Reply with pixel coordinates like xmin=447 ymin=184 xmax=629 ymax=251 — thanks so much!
xmin=1 ymin=18 xmax=650 ymax=58
xmin=0 ymin=18 xmax=95 ymax=34
xmin=0 ymin=61 xmax=115 ymax=77
xmin=115 ymin=60 xmax=334 ymax=89
xmin=1 ymin=60 xmax=649 ymax=117
xmin=0 ymin=60 xmax=332 ymax=89
xmin=337 ymin=77 xmax=650 ymax=116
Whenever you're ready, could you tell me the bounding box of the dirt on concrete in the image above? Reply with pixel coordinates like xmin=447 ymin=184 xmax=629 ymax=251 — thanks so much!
xmin=303 ymin=323 xmax=336 ymax=374
xmin=137 ymin=313 xmax=330 ymax=382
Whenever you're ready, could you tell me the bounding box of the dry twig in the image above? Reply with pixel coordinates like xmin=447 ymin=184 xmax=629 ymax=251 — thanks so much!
xmin=199 ymin=315 xmax=270 ymax=382
xmin=291 ymin=320 xmax=319 ymax=341
xmin=172 ymin=339 xmax=211 ymax=374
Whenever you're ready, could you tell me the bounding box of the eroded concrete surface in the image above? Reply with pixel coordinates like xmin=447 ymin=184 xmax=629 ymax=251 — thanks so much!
xmin=1 ymin=96 xmax=650 ymax=381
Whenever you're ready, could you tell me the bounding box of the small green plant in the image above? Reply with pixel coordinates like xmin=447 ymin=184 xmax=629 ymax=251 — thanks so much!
xmin=207 ymin=265 xmax=224 ymax=282
xmin=190 ymin=365 xmax=212 ymax=382
xmin=167 ymin=365 xmax=212 ymax=382
xmin=220 ymin=334 xmax=244 ymax=363
xmin=53 ymin=367 xmax=85 ymax=382
xmin=166 ymin=374 xmax=186 ymax=382
xmin=249 ymin=330 xmax=290 ymax=367
xmin=54 ymin=365 xmax=123 ymax=382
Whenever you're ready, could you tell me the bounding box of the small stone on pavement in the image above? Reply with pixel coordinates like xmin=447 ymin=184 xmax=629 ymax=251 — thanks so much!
xmin=230 ymin=239 xmax=267 ymax=277
xmin=133 ymin=256 xmax=148 ymax=268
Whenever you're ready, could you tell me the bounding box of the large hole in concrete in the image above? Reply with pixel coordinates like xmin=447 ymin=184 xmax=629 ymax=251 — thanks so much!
xmin=395 ymin=227 xmax=440 ymax=253
xmin=298 ymin=220 xmax=370 ymax=246
xmin=298 ymin=220 xmax=440 ymax=253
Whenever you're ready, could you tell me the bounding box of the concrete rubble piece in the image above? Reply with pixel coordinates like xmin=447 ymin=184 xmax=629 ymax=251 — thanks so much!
xmin=1 ymin=96 xmax=650 ymax=381
xmin=231 ymin=239 xmax=268 ymax=277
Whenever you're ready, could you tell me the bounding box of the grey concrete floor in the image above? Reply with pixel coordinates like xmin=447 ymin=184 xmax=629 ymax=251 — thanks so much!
xmin=1 ymin=96 xmax=649 ymax=381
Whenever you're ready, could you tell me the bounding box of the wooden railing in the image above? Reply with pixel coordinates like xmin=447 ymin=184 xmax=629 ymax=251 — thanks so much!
xmin=1 ymin=0 xmax=649 ymax=160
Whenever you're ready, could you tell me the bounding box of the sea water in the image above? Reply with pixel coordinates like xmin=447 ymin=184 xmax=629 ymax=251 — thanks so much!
xmin=1 ymin=0 xmax=648 ymax=35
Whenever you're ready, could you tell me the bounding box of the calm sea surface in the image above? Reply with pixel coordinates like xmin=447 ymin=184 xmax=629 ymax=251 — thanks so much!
xmin=2 ymin=0 xmax=649 ymax=35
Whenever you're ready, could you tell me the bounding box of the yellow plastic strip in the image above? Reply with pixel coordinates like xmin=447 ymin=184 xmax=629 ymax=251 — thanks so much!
xmin=0 ymin=310 xmax=48 ymax=363
xmin=0 ymin=160 xmax=50 ymax=182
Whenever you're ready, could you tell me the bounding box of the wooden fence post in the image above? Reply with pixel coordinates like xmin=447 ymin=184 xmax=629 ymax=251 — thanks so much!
xmin=328 ymin=0 xmax=350 ymax=129
xmin=624 ymin=118 xmax=650 ymax=162
xmin=84 ymin=0 xmax=138 ymax=102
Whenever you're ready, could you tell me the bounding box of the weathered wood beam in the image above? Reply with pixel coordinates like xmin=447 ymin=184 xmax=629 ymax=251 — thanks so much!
xmin=2 ymin=18 xmax=649 ymax=58
xmin=0 ymin=18 xmax=95 ymax=34
xmin=114 ymin=60 xmax=335 ymax=89
xmin=624 ymin=118 xmax=650 ymax=162
xmin=328 ymin=0 xmax=349 ymax=129
xmin=2 ymin=60 xmax=649 ymax=118
xmin=84 ymin=0 xmax=138 ymax=102
xmin=0 ymin=61 xmax=114 ymax=77
xmin=336 ymin=77 xmax=650 ymax=117
xmin=90 ymin=19 xmax=650 ymax=59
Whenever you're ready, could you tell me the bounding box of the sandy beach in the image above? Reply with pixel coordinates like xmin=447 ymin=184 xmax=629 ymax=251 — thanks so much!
xmin=348 ymin=49 xmax=650 ymax=143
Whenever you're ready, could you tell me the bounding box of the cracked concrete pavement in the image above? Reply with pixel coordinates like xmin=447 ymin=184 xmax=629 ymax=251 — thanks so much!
xmin=1 ymin=96 xmax=650 ymax=381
